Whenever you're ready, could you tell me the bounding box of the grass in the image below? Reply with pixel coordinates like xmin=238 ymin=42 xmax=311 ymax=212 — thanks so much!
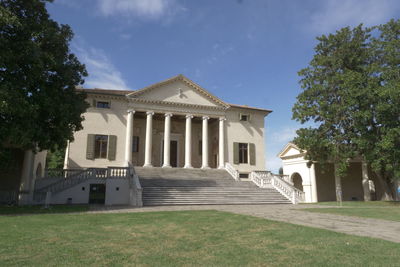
xmin=0 ymin=205 xmax=89 ymax=215
xmin=0 ymin=210 xmax=399 ymax=266
xmin=302 ymin=201 xmax=400 ymax=222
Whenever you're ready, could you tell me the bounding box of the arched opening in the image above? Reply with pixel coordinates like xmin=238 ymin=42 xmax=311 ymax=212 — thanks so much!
xmin=36 ymin=163 xmax=42 ymax=179
xmin=291 ymin=172 xmax=303 ymax=191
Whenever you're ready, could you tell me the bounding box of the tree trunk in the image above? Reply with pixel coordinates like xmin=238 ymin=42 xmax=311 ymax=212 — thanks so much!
xmin=361 ymin=162 xmax=371 ymax=201
xmin=375 ymin=172 xmax=394 ymax=201
xmin=334 ymin=163 xmax=343 ymax=202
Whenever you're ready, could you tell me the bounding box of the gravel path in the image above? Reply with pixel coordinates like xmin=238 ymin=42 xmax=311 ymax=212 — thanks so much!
xmin=89 ymin=204 xmax=400 ymax=243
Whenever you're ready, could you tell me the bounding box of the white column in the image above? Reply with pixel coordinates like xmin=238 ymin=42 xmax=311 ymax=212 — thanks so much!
xmin=218 ymin=117 xmax=225 ymax=169
xmin=124 ymin=110 xmax=135 ymax=167
xmin=201 ymin=116 xmax=210 ymax=169
xmin=310 ymin=163 xmax=318 ymax=203
xmin=162 ymin=113 xmax=173 ymax=168
xmin=184 ymin=114 xmax=193 ymax=168
xmin=63 ymin=140 xmax=70 ymax=169
xmin=143 ymin=111 xmax=154 ymax=167
xmin=362 ymin=161 xmax=371 ymax=201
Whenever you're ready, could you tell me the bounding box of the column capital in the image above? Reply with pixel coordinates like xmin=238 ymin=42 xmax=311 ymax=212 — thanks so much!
xmin=202 ymin=116 xmax=210 ymax=120
xmin=186 ymin=114 xmax=194 ymax=119
xmin=146 ymin=111 xmax=155 ymax=116
xmin=219 ymin=117 xmax=226 ymax=121
xmin=127 ymin=109 xmax=135 ymax=114
xmin=165 ymin=113 xmax=173 ymax=118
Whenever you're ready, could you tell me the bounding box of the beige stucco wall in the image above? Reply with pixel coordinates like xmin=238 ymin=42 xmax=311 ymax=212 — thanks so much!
xmin=281 ymin=146 xmax=381 ymax=202
xmin=67 ymin=93 xmax=268 ymax=173
xmin=68 ymin=96 xmax=128 ymax=168
xmin=226 ymin=107 xmax=266 ymax=174
xmin=19 ymin=149 xmax=47 ymax=204
xmin=50 ymin=179 xmax=130 ymax=205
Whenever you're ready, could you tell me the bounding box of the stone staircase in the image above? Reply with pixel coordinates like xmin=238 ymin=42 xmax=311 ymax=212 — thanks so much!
xmin=136 ymin=167 xmax=291 ymax=206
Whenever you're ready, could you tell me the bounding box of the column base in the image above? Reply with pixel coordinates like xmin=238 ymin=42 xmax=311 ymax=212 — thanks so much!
xmin=201 ymin=166 xmax=210 ymax=169
xmin=218 ymin=166 xmax=225 ymax=169
xmin=162 ymin=164 xmax=172 ymax=168
xmin=184 ymin=165 xmax=193 ymax=169
xmin=143 ymin=163 xmax=153 ymax=168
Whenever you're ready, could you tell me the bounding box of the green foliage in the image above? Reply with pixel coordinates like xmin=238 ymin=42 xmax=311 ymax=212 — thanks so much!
xmin=46 ymin=145 xmax=65 ymax=169
xmin=0 ymin=0 xmax=88 ymax=156
xmin=293 ymin=20 xmax=400 ymax=187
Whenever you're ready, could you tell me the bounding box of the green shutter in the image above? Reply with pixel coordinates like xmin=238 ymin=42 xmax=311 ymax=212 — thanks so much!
xmin=108 ymin=135 xmax=117 ymax=160
xmin=92 ymin=99 xmax=96 ymax=107
xmin=249 ymin=143 xmax=256 ymax=165
xmin=86 ymin=134 xmax=95 ymax=159
xmin=233 ymin=142 xmax=239 ymax=164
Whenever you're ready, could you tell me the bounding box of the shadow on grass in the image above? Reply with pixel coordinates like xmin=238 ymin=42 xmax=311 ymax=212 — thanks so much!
xmin=0 ymin=205 xmax=89 ymax=215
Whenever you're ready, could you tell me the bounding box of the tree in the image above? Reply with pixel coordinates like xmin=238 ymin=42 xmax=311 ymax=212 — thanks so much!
xmin=0 ymin=0 xmax=88 ymax=162
xmin=292 ymin=20 xmax=400 ymax=201
xmin=46 ymin=145 xmax=65 ymax=169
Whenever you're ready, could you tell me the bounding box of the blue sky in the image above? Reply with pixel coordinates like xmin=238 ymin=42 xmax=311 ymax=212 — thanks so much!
xmin=48 ymin=0 xmax=400 ymax=172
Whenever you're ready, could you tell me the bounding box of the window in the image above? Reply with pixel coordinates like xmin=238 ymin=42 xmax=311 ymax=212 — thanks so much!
xmin=238 ymin=143 xmax=248 ymax=164
xmin=240 ymin=114 xmax=249 ymax=121
xmin=132 ymin=136 xmax=139 ymax=152
xmin=239 ymin=173 xmax=249 ymax=179
xmin=96 ymin=101 xmax=110 ymax=109
xmin=94 ymin=135 xmax=108 ymax=158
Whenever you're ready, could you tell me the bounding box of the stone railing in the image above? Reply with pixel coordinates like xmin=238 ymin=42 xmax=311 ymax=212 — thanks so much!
xmin=249 ymin=171 xmax=271 ymax=188
xmin=34 ymin=167 xmax=131 ymax=203
xmin=250 ymin=171 xmax=305 ymax=204
xmin=128 ymin=163 xmax=143 ymax=207
xmin=225 ymin=162 xmax=240 ymax=181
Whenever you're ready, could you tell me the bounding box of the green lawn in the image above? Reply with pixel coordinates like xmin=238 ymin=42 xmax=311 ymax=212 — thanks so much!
xmin=0 ymin=210 xmax=399 ymax=266
xmin=0 ymin=205 xmax=89 ymax=215
xmin=302 ymin=201 xmax=400 ymax=222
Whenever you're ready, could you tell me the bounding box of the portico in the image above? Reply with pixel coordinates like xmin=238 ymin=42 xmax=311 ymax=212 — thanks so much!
xmin=124 ymin=109 xmax=226 ymax=169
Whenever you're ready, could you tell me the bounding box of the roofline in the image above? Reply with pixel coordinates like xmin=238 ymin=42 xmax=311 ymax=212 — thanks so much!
xmin=228 ymin=103 xmax=272 ymax=114
xmin=77 ymin=86 xmax=273 ymax=113
xmin=277 ymin=142 xmax=302 ymax=157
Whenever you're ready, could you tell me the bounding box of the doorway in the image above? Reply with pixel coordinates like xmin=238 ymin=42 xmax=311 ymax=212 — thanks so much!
xmin=291 ymin=173 xmax=303 ymax=191
xmin=89 ymin=184 xmax=106 ymax=204
xmin=161 ymin=140 xmax=178 ymax=167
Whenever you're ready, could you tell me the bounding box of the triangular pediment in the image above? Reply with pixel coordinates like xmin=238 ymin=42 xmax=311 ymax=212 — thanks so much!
xmin=127 ymin=75 xmax=229 ymax=108
xmin=278 ymin=143 xmax=305 ymax=158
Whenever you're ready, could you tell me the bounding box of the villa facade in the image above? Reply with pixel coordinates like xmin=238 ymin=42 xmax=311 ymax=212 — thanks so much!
xmin=65 ymin=74 xmax=270 ymax=174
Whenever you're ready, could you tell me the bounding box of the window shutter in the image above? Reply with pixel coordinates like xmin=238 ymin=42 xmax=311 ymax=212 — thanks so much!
xmin=86 ymin=134 xmax=95 ymax=159
xmin=249 ymin=143 xmax=256 ymax=165
xmin=108 ymin=135 xmax=117 ymax=161
xmin=233 ymin=142 xmax=239 ymax=164
xmin=92 ymin=99 xmax=96 ymax=107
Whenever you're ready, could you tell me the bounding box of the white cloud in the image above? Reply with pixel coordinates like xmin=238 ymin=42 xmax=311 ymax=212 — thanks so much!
xmin=309 ymin=0 xmax=397 ymax=34
xmin=96 ymin=0 xmax=182 ymax=20
xmin=72 ymin=40 xmax=130 ymax=90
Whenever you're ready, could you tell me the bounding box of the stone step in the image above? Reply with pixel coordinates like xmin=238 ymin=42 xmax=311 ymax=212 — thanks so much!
xmin=143 ymin=201 xmax=291 ymax=206
xmin=135 ymin=167 xmax=291 ymax=206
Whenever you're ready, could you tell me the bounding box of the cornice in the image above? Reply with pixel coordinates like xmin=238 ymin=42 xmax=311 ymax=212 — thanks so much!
xmin=128 ymin=97 xmax=227 ymax=111
xmin=127 ymin=75 xmax=230 ymax=109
